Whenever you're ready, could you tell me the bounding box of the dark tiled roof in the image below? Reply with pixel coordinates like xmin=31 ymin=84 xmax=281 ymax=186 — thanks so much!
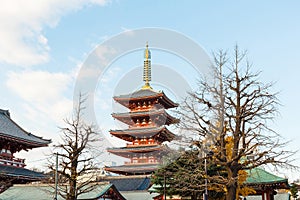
xmin=107 ymin=144 xmax=162 ymax=152
xmin=114 ymin=88 xmax=178 ymax=109
xmin=0 ymin=165 xmax=47 ymax=181
xmin=100 ymin=176 xmax=151 ymax=191
xmin=113 ymin=108 xmax=166 ymax=118
xmin=105 ymin=164 xmax=158 ymax=175
xmin=0 ymin=109 xmax=51 ymax=146
xmin=0 ymin=183 xmax=126 ymax=200
xmin=121 ymin=191 xmax=159 ymax=200
xmin=110 ymin=126 xmax=176 ymax=142
xmin=112 ymin=109 xmax=178 ymax=125
xmin=111 ymin=126 xmax=165 ymax=134
xmin=115 ymin=89 xmax=159 ymax=99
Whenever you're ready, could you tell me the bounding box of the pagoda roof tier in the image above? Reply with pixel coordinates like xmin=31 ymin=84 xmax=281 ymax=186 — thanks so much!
xmin=110 ymin=126 xmax=176 ymax=142
xmin=113 ymin=88 xmax=178 ymax=109
xmin=107 ymin=145 xmax=164 ymax=157
xmin=112 ymin=109 xmax=179 ymax=126
xmin=0 ymin=109 xmax=51 ymax=152
xmin=104 ymin=164 xmax=158 ymax=175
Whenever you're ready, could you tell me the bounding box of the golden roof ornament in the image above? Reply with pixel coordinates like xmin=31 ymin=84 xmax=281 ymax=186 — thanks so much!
xmin=142 ymin=42 xmax=152 ymax=89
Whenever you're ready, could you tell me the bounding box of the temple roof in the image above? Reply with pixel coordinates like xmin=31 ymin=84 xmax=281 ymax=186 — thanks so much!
xmin=105 ymin=164 xmax=158 ymax=175
xmin=0 ymin=165 xmax=47 ymax=182
xmin=112 ymin=109 xmax=179 ymax=126
xmin=245 ymin=168 xmax=289 ymax=189
xmin=98 ymin=176 xmax=151 ymax=191
xmin=115 ymin=88 xmax=159 ymax=99
xmin=110 ymin=126 xmax=176 ymax=142
xmin=0 ymin=109 xmax=51 ymax=148
xmin=0 ymin=183 xmax=126 ymax=200
xmin=108 ymin=144 xmax=163 ymax=153
xmin=113 ymin=88 xmax=178 ymax=109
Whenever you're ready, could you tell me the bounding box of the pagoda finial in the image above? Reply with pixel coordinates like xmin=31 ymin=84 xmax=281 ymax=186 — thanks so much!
xmin=142 ymin=42 xmax=152 ymax=89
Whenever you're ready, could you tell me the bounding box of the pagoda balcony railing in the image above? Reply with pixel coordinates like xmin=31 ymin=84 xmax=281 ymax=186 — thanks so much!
xmin=126 ymin=143 xmax=158 ymax=147
xmin=0 ymin=157 xmax=26 ymax=168
xmin=124 ymin=161 xmax=159 ymax=165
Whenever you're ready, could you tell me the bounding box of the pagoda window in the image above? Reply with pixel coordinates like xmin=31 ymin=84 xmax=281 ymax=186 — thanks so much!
xmin=148 ymin=101 xmax=152 ymax=107
xmin=149 ymin=156 xmax=155 ymax=163
xmin=1 ymin=149 xmax=11 ymax=155
xmin=132 ymin=157 xmax=138 ymax=163
xmin=139 ymin=154 xmax=148 ymax=163
xmin=140 ymin=138 xmax=148 ymax=145
xmin=133 ymin=139 xmax=139 ymax=145
xmin=142 ymin=101 xmax=147 ymax=108
xmin=136 ymin=119 xmax=141 ymax=126
xmin=137 ymin=102 xmax=141 ymax=109
xmin=141 ymin=118 xmax=147 ymax=126
xmin=148 ymin=138 xmax=154 ymax=144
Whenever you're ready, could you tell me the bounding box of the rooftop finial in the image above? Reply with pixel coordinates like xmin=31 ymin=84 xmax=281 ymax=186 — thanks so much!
xmin=142 ymin=42 xmax=152 ymax=89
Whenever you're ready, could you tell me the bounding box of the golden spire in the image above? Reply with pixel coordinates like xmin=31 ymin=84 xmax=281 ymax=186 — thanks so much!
xmin=142 ymin=42 xmax=152 ymax=89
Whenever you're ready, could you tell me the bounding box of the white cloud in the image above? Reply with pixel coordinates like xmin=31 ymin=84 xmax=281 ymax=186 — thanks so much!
xmin=7 ymin=70 xmax=71 ymax=102
xmin=0 ymin=0 xmax=109 ymax=66
xmin=6 ymin=70 xmax=74 ymax=125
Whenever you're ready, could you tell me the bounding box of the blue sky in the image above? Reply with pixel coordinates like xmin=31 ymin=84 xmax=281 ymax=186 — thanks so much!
xmin=0 ymin=1 xmax=299 ymax=179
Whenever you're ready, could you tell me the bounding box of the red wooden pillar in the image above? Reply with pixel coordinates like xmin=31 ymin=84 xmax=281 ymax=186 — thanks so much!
xmin=262 ymin=190 xmax=272 ymax=200
xmin=267 ymin=190 xmax=270 ymax=200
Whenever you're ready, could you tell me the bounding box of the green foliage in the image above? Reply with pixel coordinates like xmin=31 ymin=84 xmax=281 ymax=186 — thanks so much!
xmin=290 ymin=183 xmax=298 ymax=199
xmin=151 ymin=150 xmax=226 ymax=200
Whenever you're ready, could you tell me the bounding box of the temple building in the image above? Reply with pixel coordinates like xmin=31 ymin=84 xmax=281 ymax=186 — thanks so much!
xmin=105 ymin=44 xmax=178 ymax=176
xmin=0 ymin=109 xmax=51 ymax=188
xmin=245 ymin=168 xmax=290 ymax=200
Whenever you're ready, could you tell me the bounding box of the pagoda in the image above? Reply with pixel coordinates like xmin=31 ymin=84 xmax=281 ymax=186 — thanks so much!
xmin=0 ymin=109 xmax=51 ymax=187
xmin=105 ymin=44 xmax=178 ymax=175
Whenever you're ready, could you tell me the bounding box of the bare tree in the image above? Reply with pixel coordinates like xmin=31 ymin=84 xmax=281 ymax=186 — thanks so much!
xmin=177 ymin=46 xmax=295 ymax=200
xmin=49 ymin=94 xmax=101 ymax=200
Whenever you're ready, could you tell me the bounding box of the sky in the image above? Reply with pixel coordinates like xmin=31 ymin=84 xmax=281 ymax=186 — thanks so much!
xmin=0 ymin=0 xmax=300 ymax=179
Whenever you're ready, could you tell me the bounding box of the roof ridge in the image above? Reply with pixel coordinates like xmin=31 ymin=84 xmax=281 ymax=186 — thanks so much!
xmin=0 ymin=109 xmax=10 ymax=117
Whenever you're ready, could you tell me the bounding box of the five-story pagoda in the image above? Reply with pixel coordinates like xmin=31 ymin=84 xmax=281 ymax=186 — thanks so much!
xmin=105 ymin=44 xmax=178 ymax=175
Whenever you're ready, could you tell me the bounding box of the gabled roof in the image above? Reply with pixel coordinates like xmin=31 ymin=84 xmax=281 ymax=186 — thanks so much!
xmin=245 ymin=168 xmax=289 ymax=189
xmin=0 ymin=183 xmax=126 ymax=200
xmin=121 ymin=191 xmax=159 ymax=200
xmin=113 ymin=88 xmax=178 ymax=109
xmin=0 ymin=109 xmax=51 ymax=147
xmin=99 ymin=176 xmax=151 ymax=191
xmin=0 ymin=165 xmax=47 ymax=182
xmin=110 ymin=126 xmax=176 ymax=142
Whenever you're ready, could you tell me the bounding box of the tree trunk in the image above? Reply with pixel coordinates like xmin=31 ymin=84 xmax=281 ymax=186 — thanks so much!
xmin=226 ymin=166 xmax=238 ymax=200
xmin=67 ymin=165 xmax=77 ymax=200
xmin=191 ymin=192 xmax=196 ymax=200
xmin=226 ymin=185 xmax=237 ymax=200
xmin=67 ymin=178 xmax=76 ymax=200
